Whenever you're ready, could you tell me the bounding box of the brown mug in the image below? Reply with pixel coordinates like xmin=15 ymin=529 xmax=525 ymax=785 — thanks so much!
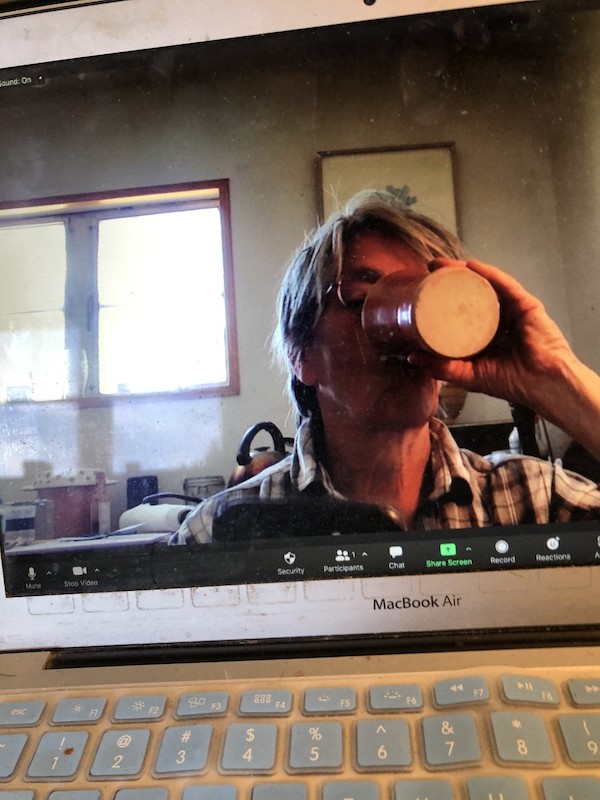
xmin=361 ymin=267 xmax=500 ymax=358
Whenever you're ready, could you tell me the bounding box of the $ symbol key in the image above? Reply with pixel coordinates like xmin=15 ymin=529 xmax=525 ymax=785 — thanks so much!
xmin=221 ymin=724 xmax=277 ymax=772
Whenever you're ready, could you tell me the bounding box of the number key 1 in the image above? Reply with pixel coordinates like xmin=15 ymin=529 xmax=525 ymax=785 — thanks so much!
xmin=27 ymin=732 xmax=88 ymax=778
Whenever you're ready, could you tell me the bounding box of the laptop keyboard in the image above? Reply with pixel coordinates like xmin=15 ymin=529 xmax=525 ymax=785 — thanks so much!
xmin=1 ymin=665 xmax=599 ymax=799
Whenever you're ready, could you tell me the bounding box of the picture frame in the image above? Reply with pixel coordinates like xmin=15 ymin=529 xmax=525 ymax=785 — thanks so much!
xmin=317 ymin=142 xmax=458 ymax=234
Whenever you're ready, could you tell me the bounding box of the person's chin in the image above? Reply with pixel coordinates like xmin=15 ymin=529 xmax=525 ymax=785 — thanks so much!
xmin=367 ymin=391 xmax=438 ymax=431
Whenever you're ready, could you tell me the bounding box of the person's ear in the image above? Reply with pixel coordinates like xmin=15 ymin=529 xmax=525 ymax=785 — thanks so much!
xmin=289 ymin=347 xmax=317 ymax=387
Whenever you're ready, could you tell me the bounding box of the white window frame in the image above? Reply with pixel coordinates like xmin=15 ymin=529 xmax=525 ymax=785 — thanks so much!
xmin=0 ymin=179 xmax=239 ymax=404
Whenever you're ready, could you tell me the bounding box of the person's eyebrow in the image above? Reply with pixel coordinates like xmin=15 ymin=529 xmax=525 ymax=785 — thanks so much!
xmin=342 ymin=265 xmax=383 ymax=281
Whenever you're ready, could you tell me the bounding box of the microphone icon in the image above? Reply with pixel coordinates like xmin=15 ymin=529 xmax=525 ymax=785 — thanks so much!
xmin=27 ymin=567 xmax=36 ymax=579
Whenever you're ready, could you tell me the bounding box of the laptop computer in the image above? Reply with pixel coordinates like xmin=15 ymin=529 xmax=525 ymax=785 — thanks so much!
xmin=1 ymin=1 xmax=600 ymax=797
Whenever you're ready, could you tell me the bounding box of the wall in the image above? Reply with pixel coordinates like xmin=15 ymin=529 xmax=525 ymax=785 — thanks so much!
xmin=551 ymin=12 xmax=600 ymax=375
xmin=0 ymin=8 xmax=594 ymax=518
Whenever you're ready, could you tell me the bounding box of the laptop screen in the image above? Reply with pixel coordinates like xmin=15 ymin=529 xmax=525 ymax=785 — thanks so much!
xmin=2 ymin=0 xmax=600 ymax=654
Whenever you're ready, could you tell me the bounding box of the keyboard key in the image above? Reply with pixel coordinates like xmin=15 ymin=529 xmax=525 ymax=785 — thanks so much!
xmin=0 ymin=733 xmax=28 ymax=778
xmin=48 ymin=789 xmax=100 ymax=800
xmin=567 ymin=679 xmax=600 ymax=707
xmin=356 ymin=719 xmax=412 ymax=769
xmin=558 ymin=714 xmax=600 ymax=763
xmin=27 ymin=731 xmax=88 ymax=778
xmin=154 ymin=724 xmax=212 ymax=773
xmin=502 ymin=675 xmax=559 ymax=706
xmin=52 ymin=698 xmax=106 ymax=724
xmin=0 ymin=793 xmax=34 ymax=800
xmin=0 ymin=701 xmax=45 ymax=726
xmin=252 ymin=785 xmax=307 ymax=800
xmin=467 ymin=776 xmax=529 ymax=800
xmin=49 ymin=792 xmax=101 ymax=800
xmin=304 ymin=688 xmax=356 ymax=714
xmin=394 ymin=781 xmax=452 ymax=800
xmin=113 ymin=695 xmax=167 ymax=721
xmin=183 ymin=788 xmax=237 ymax=800
xmin=239 ymin=690 xmax=292 ymax=716
xmin=491 ymin=711 xmax=554 ymax=764
xmin=422 ymin=714 xmax=481 ymax=766
xmin=221 ymin=723 xmax=277 ymax=772
xmin=542 ymin=776 xmax=600 ymax=799
xmin=115 ymin=792 xmax=168 ymax=800
xmin=434 ymin=677 xmax=489 ymax=706
xmin=368 ymin=685 xmax=423 ymax=712
xmin=177 ymin=692 xmax=229 ymax=718
xmin=322 ymin=781 xmax=379 ymax=800
xmin=289 ymin=722 xmax=343 ymax=771
xmin=90 ymin=728 xmax=151 ymax=777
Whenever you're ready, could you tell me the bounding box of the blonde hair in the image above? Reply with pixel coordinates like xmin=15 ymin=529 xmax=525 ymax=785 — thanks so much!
xmin=273 ymin=190 xmax=466 ymax=418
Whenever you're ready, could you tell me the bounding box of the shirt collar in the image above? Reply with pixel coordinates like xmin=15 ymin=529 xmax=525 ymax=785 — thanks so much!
xmin=427 ymin=416 xmax=476 ymax=500
xmin=291 ymin=415 xmax=474 ymax=502
xmin=291 ymin=418 xmax=340 ymax=495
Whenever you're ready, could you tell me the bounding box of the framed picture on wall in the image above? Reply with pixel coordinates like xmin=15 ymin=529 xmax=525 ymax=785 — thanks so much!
xmin=317 ymin=142 xmax=458 ymax=234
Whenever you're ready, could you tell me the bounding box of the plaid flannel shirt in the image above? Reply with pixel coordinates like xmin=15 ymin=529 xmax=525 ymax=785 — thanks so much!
xmin=171 ymin=417 xmax=600 ymax=544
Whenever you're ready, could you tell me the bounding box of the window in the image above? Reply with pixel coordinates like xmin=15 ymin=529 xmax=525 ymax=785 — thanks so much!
xmin=0 ymin=181 xmax=238 ymax=403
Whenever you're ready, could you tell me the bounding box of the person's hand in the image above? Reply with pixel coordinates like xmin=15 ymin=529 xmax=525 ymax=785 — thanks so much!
xmin=407 ymin=257 xmax=577 ymax=413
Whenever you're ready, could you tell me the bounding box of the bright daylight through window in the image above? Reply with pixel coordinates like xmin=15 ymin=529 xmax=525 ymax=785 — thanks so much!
xmin=0 ymin=181 xmax=238 ymax=403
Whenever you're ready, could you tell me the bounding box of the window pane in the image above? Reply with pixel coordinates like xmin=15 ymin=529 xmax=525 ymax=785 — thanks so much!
xmin=97 ymin=207 xmax=229 ymax=395
xmin=0 ymin=223 xmax=66 ymax=313
xmin=0 ymin=223 xmax=67 ymax=402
